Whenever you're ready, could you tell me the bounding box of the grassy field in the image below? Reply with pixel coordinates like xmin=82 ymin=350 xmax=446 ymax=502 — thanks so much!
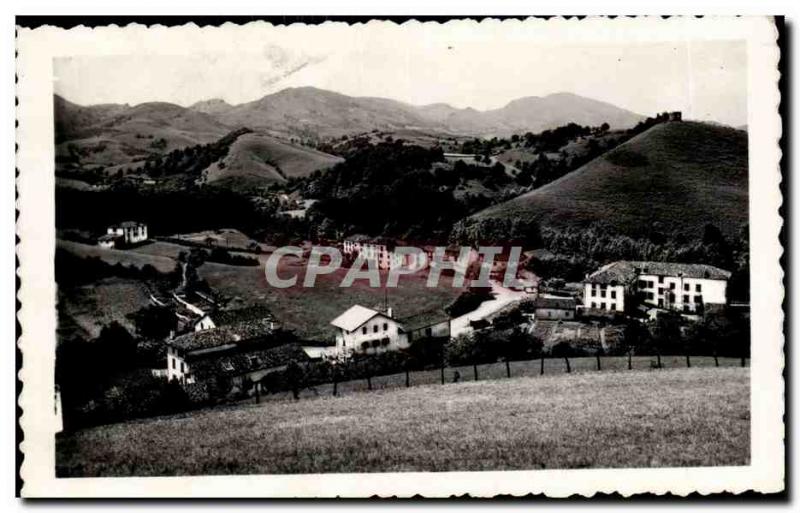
xmin=56 ymin=366 xmax=750 ymax=476
xmin=57 ymin=277 xmax=152 ymax=339
xmin=200 ymin=257 xmax=463 ymax=341
xmin=473 ymin=122 xmax=748 ymax=238
xmin=57 ymin=239 xmax=176 ymax=273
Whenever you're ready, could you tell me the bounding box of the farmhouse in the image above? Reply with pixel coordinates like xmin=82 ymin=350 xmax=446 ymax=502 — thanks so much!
xmin=99 ymin=221 xmax=148 ymax=248
xmin=165 ymin=318 xmax=305 ymax=391
xmin=583 ymin=261 xmax=730 ymax=315
xmin=330 ymin=304 xmax=452 ymax=357
xmin=534 ymin=296 xmax=577 ymax=321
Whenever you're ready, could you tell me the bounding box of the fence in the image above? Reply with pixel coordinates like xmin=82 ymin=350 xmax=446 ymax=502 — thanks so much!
xmin=251 ymin=354 xmax=749 ymax=404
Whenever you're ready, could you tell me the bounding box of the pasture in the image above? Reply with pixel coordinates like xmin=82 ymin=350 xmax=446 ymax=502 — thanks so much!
xmin=56 ymin=366 xmax=750 ymax=476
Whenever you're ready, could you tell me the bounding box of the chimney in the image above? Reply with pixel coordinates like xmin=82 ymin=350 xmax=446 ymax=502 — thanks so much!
xmin=386 ymin=307 xmax=393 ymax=318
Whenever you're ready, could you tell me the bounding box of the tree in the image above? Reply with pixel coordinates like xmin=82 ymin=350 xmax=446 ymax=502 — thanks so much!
xmin=128 ymin=305 xmax=177 ymax=340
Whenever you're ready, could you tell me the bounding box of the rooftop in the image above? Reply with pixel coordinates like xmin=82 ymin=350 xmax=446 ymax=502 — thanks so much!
xmin=585 ymin=261 xmax=731 ymax=285
xmin=397 ymin=308 xmax=450 ymax=331
xmin=110 ymin=221 xmax=146 ymax=228
xmin=330 ymin=305 xmax=384 ymax=332
xmin=190 ymin=343 xmax=309 ymax=379
xmin=169 ymin=318 xmax=276 ymax=353
xmin=534 ymin=296 xmax=577 ymax=310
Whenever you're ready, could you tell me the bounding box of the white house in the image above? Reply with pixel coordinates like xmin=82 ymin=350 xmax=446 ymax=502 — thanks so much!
xmin=97 ymin=233 xmax=118 ymax=249
xmin=330 ymin=304 xmax=451 ymax=357
xmin=583 ymin=261 xmax=731 ymax=315
xmin=331 ymin=305 xmax=404 ymax=355
xmin=107 ymin=221 xmax=148 ymax=246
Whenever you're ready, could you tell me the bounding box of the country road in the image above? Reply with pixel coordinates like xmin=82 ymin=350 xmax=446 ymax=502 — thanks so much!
xmin=450 ymin=280 xmax=529 ymax=337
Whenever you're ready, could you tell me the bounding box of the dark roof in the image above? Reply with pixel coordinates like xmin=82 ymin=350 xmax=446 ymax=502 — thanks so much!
xmin=190 ymin=343 xmax=309 ymax=380
xmin=97 ymin=234 xmax=120 ymax=241
xmin=169 ymin=318 xmax=275 ymax=353
xmin=534 ymin=296 xmax=576 ymax=310
xmin=585 ymin=261 xmax=731 ymax=285
xmin=398 ymin=308 xmax=450 ymax=331
xmin=212 ymin=305 xmax=274 ymax=327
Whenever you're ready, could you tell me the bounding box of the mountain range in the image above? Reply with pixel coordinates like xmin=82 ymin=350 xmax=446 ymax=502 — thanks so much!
xmin=55 ymin=86 xmax=645 ymax=145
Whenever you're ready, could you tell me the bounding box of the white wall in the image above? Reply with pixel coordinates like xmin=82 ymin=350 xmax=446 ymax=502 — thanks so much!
xmin=583 ymin=283 xmax=626 ymax=312
xmin=335 ymin=313 xmax=405 ymax=355
xmin=637 ymin=274 xmax=726 ymax=312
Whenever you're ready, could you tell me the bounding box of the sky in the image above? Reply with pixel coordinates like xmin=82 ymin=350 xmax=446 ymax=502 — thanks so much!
xmin=53 ymin=28 xmax=747 ymax=127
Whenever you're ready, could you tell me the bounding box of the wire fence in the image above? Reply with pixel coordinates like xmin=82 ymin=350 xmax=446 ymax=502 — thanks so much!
xmin=252 ymin=354 xmax=749 ymax=404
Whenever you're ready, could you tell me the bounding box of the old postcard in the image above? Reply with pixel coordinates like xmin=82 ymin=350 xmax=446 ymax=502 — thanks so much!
xmin=16 ymin=16 xmax=783 ymax=497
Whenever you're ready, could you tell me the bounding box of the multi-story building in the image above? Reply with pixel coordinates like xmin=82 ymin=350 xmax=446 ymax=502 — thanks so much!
xmin=583 ymin=261 xmax=730 ymax=315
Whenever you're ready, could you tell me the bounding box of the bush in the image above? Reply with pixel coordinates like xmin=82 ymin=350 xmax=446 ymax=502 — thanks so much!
xmin=446 ymin=287 xmax=494 ymax=317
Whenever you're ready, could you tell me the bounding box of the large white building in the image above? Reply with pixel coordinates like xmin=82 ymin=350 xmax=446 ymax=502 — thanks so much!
xmin=583 ymin=261 xmax=731 ymax=315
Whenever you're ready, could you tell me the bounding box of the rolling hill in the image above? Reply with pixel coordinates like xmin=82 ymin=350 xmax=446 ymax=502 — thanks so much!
xmin=469 ymin=121 xmax=748 ymax=238
xmin=194 ymin=86 xmax=645 ymax=139
xmin=54 ymin=95 xmax=231 ymax=168
xmin=201 ymin=131 xmax=343 ymax=187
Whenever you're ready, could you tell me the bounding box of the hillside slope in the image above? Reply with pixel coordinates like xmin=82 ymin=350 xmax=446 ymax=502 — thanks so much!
xmin=470 ymin=122 xmax=748 ymax=237
xmin=202 ymin=131 xmax=343 ymax=187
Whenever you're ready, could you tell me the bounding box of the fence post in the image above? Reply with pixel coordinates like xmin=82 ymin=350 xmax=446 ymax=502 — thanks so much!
xmin=255 ymin=382 xmax=261 ymax=404
xmin=473 ymin=364 xmax=479 ymax=381
xmin=686 ymin=353 xmax=691 ymax=368
xmin=540 ymin=357 xmax=545 ymax=375
xmin=714 ymin=352 xmax=719 ymax=367
xmin=564 ymin=357 xmax=571 ymax=373
xmin=656 ymin=353 xmax=662 ymax=369
xmin=333 ymin=377 xmax=338 ymax=396
xmin=441 ymin=364 xmax=445 ymax=385
xmin=741 ymin=355 xmax=746 ymax=367
xmin=596 ymin=354 xmax=601 ymax=371
xmin=506 ymin=359 xmax=511 ymax=378
xmin=405 ymin=369 xmax=410 ymax=388
xmin=628 ymin=351 xmax=632 ymax=370
xmin=367 ymin=374 xmax=372 ymax=391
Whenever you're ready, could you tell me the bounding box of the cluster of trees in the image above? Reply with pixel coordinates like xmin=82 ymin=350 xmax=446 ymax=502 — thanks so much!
xmin=449 ymin=216 xmax=543 ymax=247
xmin=54 ymin=248 xmax=168 ymax=288
xmin=56 ymin=322 xmax=191 ymax=430
xmin=301 ymin=141 xmax=469 ymax=240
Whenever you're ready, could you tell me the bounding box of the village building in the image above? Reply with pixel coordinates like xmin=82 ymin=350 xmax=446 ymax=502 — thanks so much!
xmin=165 ymin=318 xmax=306 ymax=394
xmin=583 ymin=261 xmax=731 ymax=315
xmin=534 ymin=296 xmax=577 ymax=321
xmin=99 ymin=221 xmax=148 ymax=248
xmin=342 ymin=236 xmax=428 ymax=271
xmin=330 ymin=304 xmax=452 ymax=357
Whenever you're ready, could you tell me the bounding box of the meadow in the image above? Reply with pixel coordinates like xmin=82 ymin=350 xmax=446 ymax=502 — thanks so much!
xmin=56 ymin=366 xmax=750 ymax=477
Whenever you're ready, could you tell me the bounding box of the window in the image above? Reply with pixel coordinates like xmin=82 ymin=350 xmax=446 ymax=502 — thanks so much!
xmin=658 ymin=276 xmax=664 ymax=284
xmin=694 ymin=295 xmax=702 ymax=304
xmin=696 ymin=284 xmax=702 ymax=292
xmin=180 ymin=362 xmax=185 ymax=373
xmin=610 ymin=303 xmax=616 ymax=311
xmin=647 ymin=292 xmax=654 ymax=300
xmin=362 ymin=327 xmax=367 ymax=335
xmin=683 ymin=305 xmax=690 ymax=312
xmin=383 ymin=323 xmax=388 ymax=331
xmin=373 ymin=325 xmax=379 ymax=333
xmin=638 ymin=280 xmax=647 ymax=288
xmin=669 ymin=283 xmax=676 ymax=290
xmin=600 ymin=290 xmax=606 ymax=298
xmin=591 ymin=302 xmax=596 ymax=309
xmin=610 ymin=290 xmax=616 ymax=299
xmin=684 ymin=283 xmax=690 ymax=291
xmin=171 ymin=358 xmax=175 ymax=370
xmin=658 ymin=299 xmax=664 ymax=307
xmin=683 ymin=295 xmax=689 ymax=303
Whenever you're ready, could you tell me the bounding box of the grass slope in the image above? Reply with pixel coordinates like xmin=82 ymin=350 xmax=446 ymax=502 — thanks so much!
xmin=204 ymin=132 xmax=343 ymax=186
xmin=472 ymin=122 xmax=748 ymax=237
xmin=56 ymin=367 xmax=749 ymax=476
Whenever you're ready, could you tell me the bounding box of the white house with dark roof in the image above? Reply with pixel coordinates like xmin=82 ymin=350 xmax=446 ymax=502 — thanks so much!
xmin=583 ymin=261 xmax=731 ymax=315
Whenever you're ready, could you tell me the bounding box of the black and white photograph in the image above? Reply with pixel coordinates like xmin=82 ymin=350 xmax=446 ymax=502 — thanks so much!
xmin=14 ymin=15 xmax=784 ymax=498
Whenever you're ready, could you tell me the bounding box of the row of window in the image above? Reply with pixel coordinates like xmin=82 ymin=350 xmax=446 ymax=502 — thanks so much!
xmin=638 ymin=279 xmax=703 ymax=293
xmin=588 ymin=288 xmax=617 ymax=299
xmin=170 ymin=356 xmax=185 ymax=374
xmin=590 ymin=302 xmax=618 ymax=311
xmin=362 ymin=322 xmax=390 ymax=335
